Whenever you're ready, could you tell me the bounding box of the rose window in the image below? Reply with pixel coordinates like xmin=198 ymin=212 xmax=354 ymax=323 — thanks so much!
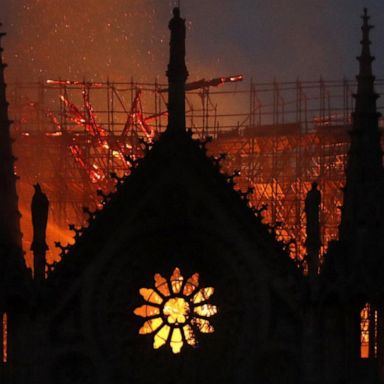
xmin=133 ymin=267 xmax=218 ymax=353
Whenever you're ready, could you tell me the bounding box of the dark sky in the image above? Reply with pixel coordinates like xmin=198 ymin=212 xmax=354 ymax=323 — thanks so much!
xmin=2 ymin=0 xmax=384 ymax=84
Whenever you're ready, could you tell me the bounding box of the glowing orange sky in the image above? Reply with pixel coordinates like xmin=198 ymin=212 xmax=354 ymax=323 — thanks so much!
xmin=2 ymin=0 xmax=384 ymax=270
xmin=4 ymin=0 xmax=169 ymax=82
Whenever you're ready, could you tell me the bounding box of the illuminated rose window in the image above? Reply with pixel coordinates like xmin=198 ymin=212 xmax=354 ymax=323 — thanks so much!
xmin=133 ymin=267 xmax=218 ymax=354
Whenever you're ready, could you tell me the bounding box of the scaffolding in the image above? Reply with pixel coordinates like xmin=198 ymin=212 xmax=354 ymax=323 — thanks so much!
xmin=9 ymin=78 xmax=384 ymax=266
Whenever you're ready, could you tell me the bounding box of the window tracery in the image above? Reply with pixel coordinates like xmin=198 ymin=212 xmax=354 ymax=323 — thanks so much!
xmin=2 ymin=313 xmax=7 ymax=363
xmin=134 ymin=267 xmax=217 ymax=354
xmin=360 ymin=303 xmax=378 ymax=358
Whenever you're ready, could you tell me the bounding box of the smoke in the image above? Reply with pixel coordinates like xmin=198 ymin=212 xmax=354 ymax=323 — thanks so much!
xmin=3 ymin=0 xmax=170 ymax=82
xmin=2 ymin=1 xmax=384 ymax=83
xmin=2 ymin=0 xmax=384 ymax=269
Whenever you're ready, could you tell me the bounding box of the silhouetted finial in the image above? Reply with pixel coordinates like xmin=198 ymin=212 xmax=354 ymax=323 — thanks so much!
xmin=167 ymin=7 xmax=187 ymax=82
xmin=354 ymin=8 xmax=377 ymax=109
xmin=359 ymin=7 xmax=373 ymax=69
xmin=173 ymin=7 xmax=180 ymax=18
xmin=166 ymin=6 xmax=188 ymax=133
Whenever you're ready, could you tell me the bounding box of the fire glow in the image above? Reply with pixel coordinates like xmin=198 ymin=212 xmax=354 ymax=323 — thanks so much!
xmin=12 ymin=77 xmax=354 ymax=270
xmin=2 ymin=313 xmax=7 ymax=363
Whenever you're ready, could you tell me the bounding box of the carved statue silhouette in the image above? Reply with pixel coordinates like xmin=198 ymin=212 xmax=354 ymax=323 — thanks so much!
xmin=31 ymin=183 xmax=49 ymax=252
xmin=304 ymin=182 xmax=321 ymax=278
xmin=304 ymin=182 xmax=321 ymax=247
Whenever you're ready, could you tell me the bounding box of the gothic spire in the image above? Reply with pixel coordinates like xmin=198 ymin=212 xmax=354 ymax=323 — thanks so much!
xmin=0 ymin=25 xmax=22 ymax=251
xmin=166 ymin=7 xmax=188 ymax=133
xmin=354 ymin=8 xmax=378 ymax=117
xmin=339 ymin=9 xmax=384 ymax=268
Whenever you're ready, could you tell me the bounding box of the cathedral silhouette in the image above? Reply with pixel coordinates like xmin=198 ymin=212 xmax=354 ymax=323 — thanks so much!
xmin=1 ymin=7 xmax=384 ymax=384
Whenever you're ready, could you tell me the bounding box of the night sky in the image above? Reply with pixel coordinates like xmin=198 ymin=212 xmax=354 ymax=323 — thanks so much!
xmin=2 ymin=0 xmax=384 ymax=84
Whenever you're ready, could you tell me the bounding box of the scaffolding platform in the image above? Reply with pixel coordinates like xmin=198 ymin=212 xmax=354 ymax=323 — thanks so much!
xmin=8 ymin=78 xmax=384 ymax=267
